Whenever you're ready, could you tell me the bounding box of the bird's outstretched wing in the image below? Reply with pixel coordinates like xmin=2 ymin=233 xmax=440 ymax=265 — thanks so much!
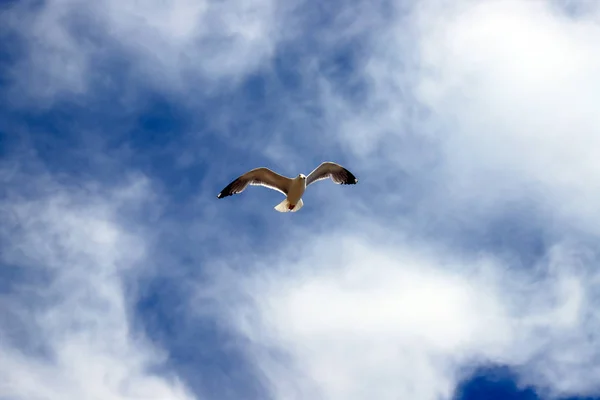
xmin=217 ymin=168 xmax=292 ymax=198
xmin=306 ymin=162 xmax=358 ymax=187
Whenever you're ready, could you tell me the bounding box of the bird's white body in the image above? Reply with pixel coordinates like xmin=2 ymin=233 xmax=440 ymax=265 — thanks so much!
xmin=274 ymin=175 xmax=306 ymax=212
xmin=216 ymin=162 xmax=357 ymax=212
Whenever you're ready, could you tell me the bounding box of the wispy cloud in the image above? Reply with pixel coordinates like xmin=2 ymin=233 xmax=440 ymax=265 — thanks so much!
xmin=3 ymin=0 xmax=284 ymax=107
xmin=3 ymin=0 xmax=600 ymax=399
xmin=0 ymin=170 xmax=195 ymax=400
xmin=207 ymin=224 xmax=600 ymax=399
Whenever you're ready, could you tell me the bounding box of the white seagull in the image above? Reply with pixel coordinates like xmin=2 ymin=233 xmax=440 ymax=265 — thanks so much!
xmin=217 ymin=161 xmax=358 ymax=212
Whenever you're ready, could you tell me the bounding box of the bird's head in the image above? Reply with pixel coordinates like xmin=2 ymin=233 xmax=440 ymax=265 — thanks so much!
xmin=298 ymin=174 xmax=306 ymax=180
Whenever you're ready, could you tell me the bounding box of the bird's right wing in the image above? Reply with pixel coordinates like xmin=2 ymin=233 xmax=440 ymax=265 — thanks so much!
xmin=306 ymin=162 xmax=358 ymax=187
xmin=217 ymin=168 xmax=292 ymax=198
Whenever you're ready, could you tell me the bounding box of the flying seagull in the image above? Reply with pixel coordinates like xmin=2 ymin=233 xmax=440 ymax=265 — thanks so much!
xmin=217 ymin=161 xmax=358 ymax=212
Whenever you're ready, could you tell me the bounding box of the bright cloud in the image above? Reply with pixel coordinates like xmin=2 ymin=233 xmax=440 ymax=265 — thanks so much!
xmin=412 ymin=0 xmax=600 ymax=230
xmin=3 ymin=0 xmax=600 ymax=399
xmin=211 ymin=227 xmax=599 ymax=400
xmin=4 ymin=0 xmax=281 ymax=105
xmin=0 ymin=173 xmax=194 ymax=400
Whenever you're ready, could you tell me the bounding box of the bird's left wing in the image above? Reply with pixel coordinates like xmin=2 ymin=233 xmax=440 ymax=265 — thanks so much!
xmin=306 ymin=162 xmax=358 ymax=187
xmin=217 ymin=167 xmax=292 ymax=198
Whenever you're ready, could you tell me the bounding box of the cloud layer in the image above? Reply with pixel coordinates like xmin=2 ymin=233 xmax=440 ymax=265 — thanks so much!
xmin=0 ymin=172 xmax=195 ymax=399
xmin=2 ymin=0 xmax=600 ymax=399
xmin=3 ymin=0 xmax=282 ymax=107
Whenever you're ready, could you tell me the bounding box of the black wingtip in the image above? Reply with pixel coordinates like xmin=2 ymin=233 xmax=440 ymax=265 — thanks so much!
xmin=216 ymin=178 xmax=241 ymax=199
xmin=345 ymin=169 xmax=358 ymax=185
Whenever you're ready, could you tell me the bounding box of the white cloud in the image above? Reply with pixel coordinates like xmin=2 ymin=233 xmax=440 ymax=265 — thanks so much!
xmin=4 ymin=0 xmax=282 ymax=105
xmin=4 ymin=0 xmax=600 ymax=399
xmin=324 ymin=0 xmax=600 ymax=230
xmin=209 ymin=227 xmax=600 ymax=400
xmin=0 ymin=173 xmax=195 ymax=400
xmin=413 ymin=0 xmax=600 ymax=228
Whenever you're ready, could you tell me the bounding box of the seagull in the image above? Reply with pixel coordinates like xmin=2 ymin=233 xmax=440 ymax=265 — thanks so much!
xmin=216 ymin=161 xmax=358 ymax=212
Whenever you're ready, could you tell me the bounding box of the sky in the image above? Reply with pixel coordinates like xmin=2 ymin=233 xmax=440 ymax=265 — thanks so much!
xmin=1 ymin=0 xmax=600 ymax=399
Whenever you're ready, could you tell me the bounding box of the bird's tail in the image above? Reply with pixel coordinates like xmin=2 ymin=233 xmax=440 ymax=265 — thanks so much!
xmin=292 ymin=199 xmax=304 ymax=212
xmin=274 ymin=198 xmax=304 ymax=213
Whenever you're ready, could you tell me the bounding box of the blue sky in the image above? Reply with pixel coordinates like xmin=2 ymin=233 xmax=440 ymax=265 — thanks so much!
xmin=2 ymin=0 xmax=600 ymax=399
